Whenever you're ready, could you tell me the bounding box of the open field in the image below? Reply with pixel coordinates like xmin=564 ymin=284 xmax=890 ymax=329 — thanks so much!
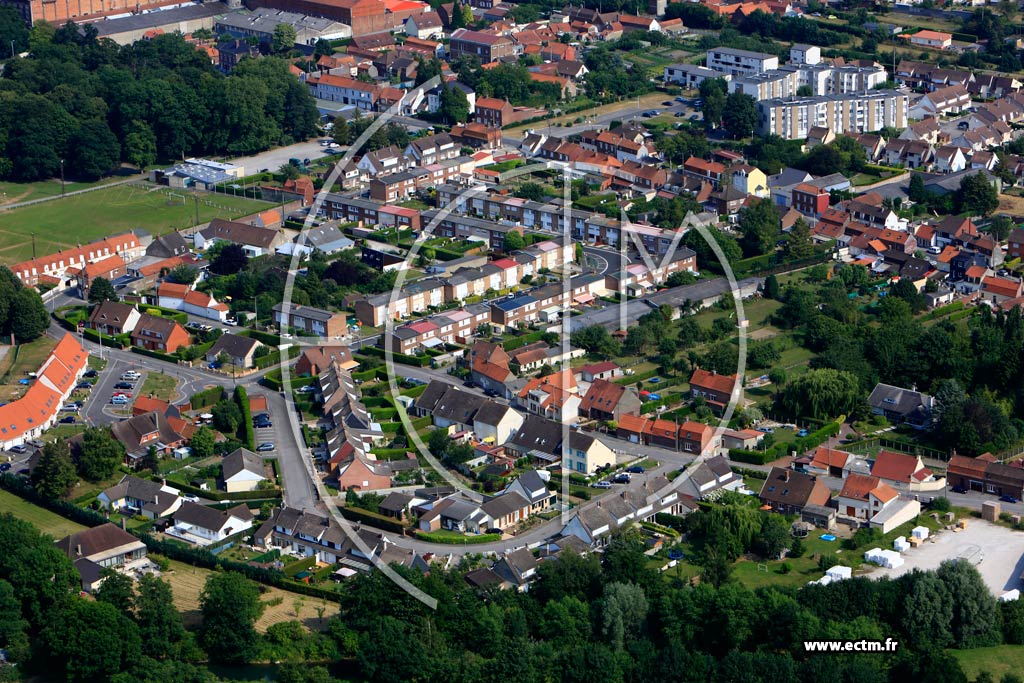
xmin=0 ymin=489 xmax=87 ymax=538
xmin=0 ymin=175 xmax=138 ymax=207
xmin=139 ymin=371 xmax=179 ymax=402
xmin=0 ymin=337 xmax=58 ymax=402
xmin=0 ymin=185 xmax=271 ymax=264
xmin=162 ymin=558 xmax=341 ymax=632
xmin=953 ymin=645 xmax=1024 ymax=681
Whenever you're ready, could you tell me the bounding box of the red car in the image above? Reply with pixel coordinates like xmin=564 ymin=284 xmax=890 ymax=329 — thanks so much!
xmin=112 ymin=391 xmax=132 ymax=398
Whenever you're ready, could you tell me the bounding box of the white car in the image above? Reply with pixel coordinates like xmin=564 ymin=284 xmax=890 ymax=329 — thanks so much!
xmin=121 ymin=372 xmax=141 ymax=381
xmin=183 ymin=494 xmax=199 ymax=503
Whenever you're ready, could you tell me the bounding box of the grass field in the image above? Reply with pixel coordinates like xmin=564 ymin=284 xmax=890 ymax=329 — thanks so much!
xmin=0 ymin=489 xmax=86 ymax=539
xmin=140 ymin=371 xmax=179 ymax=402
xmin=0 ymin=175 xmax=135 ymax=207
xmin=0 ymin=337 xmax=58 ymax=402
xmin=162 ymin=558 xmax=340 ymax=632
xmin=952 ymin=645 xmax=1024 ymax=681
xmin=0 ymin=185 xmax=271 ymax=264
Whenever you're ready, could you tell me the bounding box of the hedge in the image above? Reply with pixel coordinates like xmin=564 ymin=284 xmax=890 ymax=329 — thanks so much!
xmin=82 ymin=327 xmax=125 ymax=348
xmin=235 ymin=385 xmax=255 ymax=449
xmin=729 ymin=448 xmax=776 ymax=465
xmin=142 ymin=306 xmax=189 ymax=324
xmin=131 ymin=346 xmax=179 ymax=364
xmin=923 ymin=300 xmax=965 ymax=321
xmin=370 ymin=448 xmax=415 ymax=460
xmin=338 ymin=505 xmax=407 ymax=533
xmin=501 ymin=330 xmax=546 ymax=351
xmin=358 ymin=345 xmax=431 ymax=367
xmin=190 ymin=387 xmax=226 ymax=410
xmin=247 ymin=329 xmax=285 ymax=346
xmin=414 ymin=530 xmax=502 ymax=544
xmin=253 ymin=345 xmax=301 ymax=369
xmin=150 ymin=476 xmax=281 ymax=502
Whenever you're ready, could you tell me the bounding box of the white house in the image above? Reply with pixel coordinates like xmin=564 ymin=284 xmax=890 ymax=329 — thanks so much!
xmin=933 ymin=145 xmax=967 ymax=174
xmin=472 ymin=401 xmax=524 ymax=446
xmin=170 ymin=502 xmax=254 ymax=546
xmin=97 ymin=475 xmax=182 ymax=520
xmin=562 ymin=432 xmax=615 ymax=475
xmin=836 ymin=474 xmax=899 ymax=520
xmin=157 ymin=282 xmax=229 ymax=322
xmin=222 ymin=448 xmax=268 ymax=493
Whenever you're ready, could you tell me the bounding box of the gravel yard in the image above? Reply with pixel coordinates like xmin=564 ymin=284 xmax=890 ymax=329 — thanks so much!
xmin=868 ymin=520 xmax=1024 ymax=595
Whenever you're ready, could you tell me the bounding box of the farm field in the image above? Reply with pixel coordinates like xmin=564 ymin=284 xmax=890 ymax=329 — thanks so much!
xmin=0 ymin=489 xmax=87 ymax=539
xmin=0 ymin=184 xmax=270 ymax=264
xmin=162 ymin=558 xmax=341 ymax=632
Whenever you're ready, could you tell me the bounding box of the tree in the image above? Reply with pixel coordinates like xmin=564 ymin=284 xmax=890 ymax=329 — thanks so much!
xmin=69 ymin=119 xmax=120 ymax=180
xmin=936 ymin=559 xmax=1001 ymax=648
xmin=440 ymin=83 xmax=471 ymax=124
xmin=908 ymin=173 xmax=928 ymax=203
xmin=987 ymin=214 xmax=1015 ymax=242
xmin=88 ymin=276 xmax=119 ymax=303
xmin=165 ymin=264 xmax=199 ymax=285
xmin=699 ymin=78 xmax=727 ymax=130
xmin=210 ymin=243 xmax=248 ymax=275
xmin=313 ymin=37 xmax=332 ymax=59
xmin=198 ymin=572 xmax=265 ymax=663
xmin=784 ymin=218 xmax=814 ymax=260
xmin=754 ymin=514 xmax=791 ymax=559
xmin=958 ymin=173 xmax=1000 ymax=216
xmin=738 ymin=198 xmax=782 ymax=257
xmin=31 ymin=440 xmax=78 ymax=500
xmin=722 ymin=91 xmax=758 ymax=138
xmin=123 ymin=121 xmax=157 ymax=170
xmin=190 ymin=426 xmax=215 ymax=459
xmin=331 ymin=117 xmax=350 ymax=147
xmin=778 ymin=368 xmax=863 ymax=420
xmin=0 ymin=579 xmax=28 ymax=665
xmin=570 ymin=325 xmax=621 ymax=359
xmin=11 ymin=287 xmax=50 ymax=342
xmin=135 ymin=574 xmax=187 ymax=660
xmin=77 ymin=427 xmax=127 ymax=481
xmin=503 ymin=231 xmax=525 ymax=252
xmin=601 ymin=582 xmax=648 ymax=651
xmin=95 ymin=570 xmax=135 ymax=615
xmin=0 ymin=7 xmax=28 ymax=55
xmin=450 ymin=0 xmax=467 ymax=28
xmin=40 ymin=598 xmax=142 ymax=683
xmin=271 ymin=24 xmax=297 ymax=53
xmin=901 ymin=572 xmax=953 ymax=650
xmin=514 ymin=182 xmax=546 ymax=201
xmin=212 ymin=399 xmax=242 ymax=434
xmin=764 ymin=273 xmax=780 ymax=300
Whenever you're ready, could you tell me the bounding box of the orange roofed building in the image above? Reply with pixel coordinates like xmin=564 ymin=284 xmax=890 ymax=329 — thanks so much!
xmin=689 ymin=368 xmax=738 ymax=415
xmin=0 ymin=334 xmax=87 ymax=450
xmin=12 ymin=233 xmax=143 ymax=290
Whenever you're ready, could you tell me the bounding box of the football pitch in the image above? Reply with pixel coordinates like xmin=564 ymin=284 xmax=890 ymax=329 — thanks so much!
xmin=0 ymin=184 xmax=272 ymax=264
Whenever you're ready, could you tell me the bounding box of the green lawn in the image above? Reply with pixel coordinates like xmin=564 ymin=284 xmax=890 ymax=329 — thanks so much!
xmin=0 ymin=489 xmax=86 ymax=539
xmin=0 ymin=175 xmax=132 ymax=207
xmin=140 ymin=371 xmax=178 ymax=402
xmin=951 ymin=645 xmax=1024 ymax=681
xmin=0 ymin=185 xmax=271 ymax=264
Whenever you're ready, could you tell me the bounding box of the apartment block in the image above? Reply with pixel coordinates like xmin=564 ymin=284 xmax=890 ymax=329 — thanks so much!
xmin=756 ymin=91 xmax=909 ymax=140
xmin=706 ymin=47 xmax=779 ymax=77
xmin=729 ymin=69 xmax=799 ymax=100
xmin=663 ymin=63 xmax=730 ymax=88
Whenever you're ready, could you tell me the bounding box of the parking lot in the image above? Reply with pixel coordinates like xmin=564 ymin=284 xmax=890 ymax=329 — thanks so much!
xmin=251 ymin=396 xmax=276 ymax=454
xmin=869 ymin=520 xmax=1024 ymax=595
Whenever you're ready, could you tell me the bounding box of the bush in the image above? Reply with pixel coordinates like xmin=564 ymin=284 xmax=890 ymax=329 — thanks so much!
xmin=130 ymin=346 xmax=179 ymax=363
xmin=338 ymin=506 xmax=406 ymax=533
xmin=818 ymin=554 xmax=839 ymax=571
xmin=931 ymin=497 xmax=951 ymax=513
xmin=235 ymin=386 xmax=255 ymax=449
xmin=190 ymin=387 xmax=226 ymax=410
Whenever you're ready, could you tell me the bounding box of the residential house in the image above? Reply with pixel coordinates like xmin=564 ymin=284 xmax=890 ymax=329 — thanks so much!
xmin=156 ymin=283 xmax=229 ymax=322
xmin=448 ymin=29 xmax=516 ymax=62
xmin=981 ymin=275 xmax=1024 ymax=305
xmin=805 ymin=446 xmax=852 ymax=478
xmin=88 ymin=301 xmax=141 ymax=336
xmin=130 ymin=314 xmax=190 ymax=353
xmin=195 ymin=218 xmax=285 ymax=257
xmin=97 ymin=475 xmax=182 ymax=519
xmin=170 ymin=502 xmax=254 ymax=545
xmin=109 ymin=411 xmax=188 ymax=469
xmin=206 ymin=333 xmax=262 ymax=369
xmin=295 ymin=346 xmax=357 ymax=376
xmin=222 ymin=448 xmax=268 ymax=492
xmin=517 ymin=370 xmax=581 ymax=424
xmin=470 ymin=342 xmax=515 ymax=396
xmin=909 ymin=84 xmax=971 ymax=118
xmin=867 ymin=382 xmax=935 ymax=429
xmin=57 ymin=524 xmax=148 ymax=591
xmin=473 ymin=400 xmax=524 ymax=446
xmin=871 ymin=449 xmax=940 ymax=490
xmin=273 ymin=303 xmax=347 ymax=338
xmin=933 ymin=145 xmax=967 ymax=174
xmin=907 ymin=29 xmax=952 ymax=50
xmin=492 ymin=548 xmax=539 ymax=589
xmin=836 ymin=473 xmax=899 ymax=520
xmin=580 ymin=379 xmax=641 ymax=422
xmin=689 ymin=368 xmax=737 ymax=415
xmin=562 ymin=431 xmax=615 ymax=474
xmin=501 ymin=470 xmax=555 ymax=513
xmin=676 ymin=455 xmax=744 ymax=500
xmin=758 ymin=467 xmax=831 ymax=514
xmin=948 ymin=453 xmax=1024 ymax=499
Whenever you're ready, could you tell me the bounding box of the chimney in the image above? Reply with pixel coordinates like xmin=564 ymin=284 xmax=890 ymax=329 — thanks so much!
xmin=121 ymin=518 xmax=127 ymax=530
xmin=75 ymin=544 xmax=82 ymax=557
xmin=783 ymin=471 xmax=790 ymax=482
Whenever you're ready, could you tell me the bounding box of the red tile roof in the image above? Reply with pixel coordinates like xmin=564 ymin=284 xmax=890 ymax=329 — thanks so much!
xmin=689 ymin=368 xmax=736 ymax=395
xmin=871 ymin=450 xmax=925 ymax=484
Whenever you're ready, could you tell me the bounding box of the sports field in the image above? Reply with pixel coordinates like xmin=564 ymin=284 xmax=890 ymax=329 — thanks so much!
xmin=0 ymin=184 xmax=271 ymax=264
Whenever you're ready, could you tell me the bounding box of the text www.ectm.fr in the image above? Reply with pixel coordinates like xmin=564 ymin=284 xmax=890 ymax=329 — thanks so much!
xmin=803 ymin=639 xmax=899 ymax=653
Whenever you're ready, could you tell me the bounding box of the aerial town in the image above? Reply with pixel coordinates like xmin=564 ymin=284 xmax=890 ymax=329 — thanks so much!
xmin=0 ymin=0 xmax=1024 ymax=679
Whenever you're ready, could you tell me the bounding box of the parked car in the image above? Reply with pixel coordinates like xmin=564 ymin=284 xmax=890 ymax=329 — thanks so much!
xmin=84 ymin=370 xmax=97 ymax=378
xmin=114 ymin=382 xmax=134 ymax=390
xmin=1000 ymin=495 xmax=1019 ymax=504
xmin=28 ymin=439 xmax=44 ymax=449
xmin=297 ymin=385 xmax=316 ymax=393
xmin=951 ymin=485 xmax=969 ymax=494
xmin=113 ymin=391 xmax=132 ymax=398
xmin=592 ymin=481 xmax=612 ymax=489
xmin=59 ymin=416 xmax=76 ymax=424
xmin=626 ymin=465 xmax=645 ymax=474
xmin=110 ymin=397 xmax=129 ymax=405
xmin=0 ymin=463 xmax=10 ymax=472
xmin=121 ymin=372 xmax=141 ymax=380
xmin=256 ymin=442 xmax=276 ymax=452
xmin=484 ymin=527 xmax=503 ymax=535
xmin=76 ymin=382 xmax=93 ymax=390
xmin=183 ymin=494 xmax=200 ymax=503
xmin=613 ymin=473 xmax=631 ymax=484
xmin=756 ymin=426 xmax=774 ymax=433
xmin=9 ymin=445 xmax=26 ymax=454
xmin=797 ymin=429 xmax=810 ymax=437
xmin=224 ymin=318 xmax=237 ymax=326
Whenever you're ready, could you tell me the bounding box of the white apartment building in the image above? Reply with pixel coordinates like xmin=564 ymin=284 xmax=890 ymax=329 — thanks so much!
xmin=790 ymin=43 xmax=821 ymax=65
xmin=729 ymin=69 xmax=800 ymax=100
xmin=706 ymin=47 xmax=779 ymax=76
xmin=756 ymin=91 xmax=909 ymax=140
xmin=664 ymin=63 xmax=730 ymax=88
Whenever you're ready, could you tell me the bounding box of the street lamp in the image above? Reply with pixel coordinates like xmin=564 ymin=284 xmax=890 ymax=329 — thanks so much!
xmin=59 ymin=159 xmax=65 ymax=198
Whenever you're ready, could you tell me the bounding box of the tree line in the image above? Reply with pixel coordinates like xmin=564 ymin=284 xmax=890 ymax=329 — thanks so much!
xmin=0 ymin=21 xmax=319 ymax=182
